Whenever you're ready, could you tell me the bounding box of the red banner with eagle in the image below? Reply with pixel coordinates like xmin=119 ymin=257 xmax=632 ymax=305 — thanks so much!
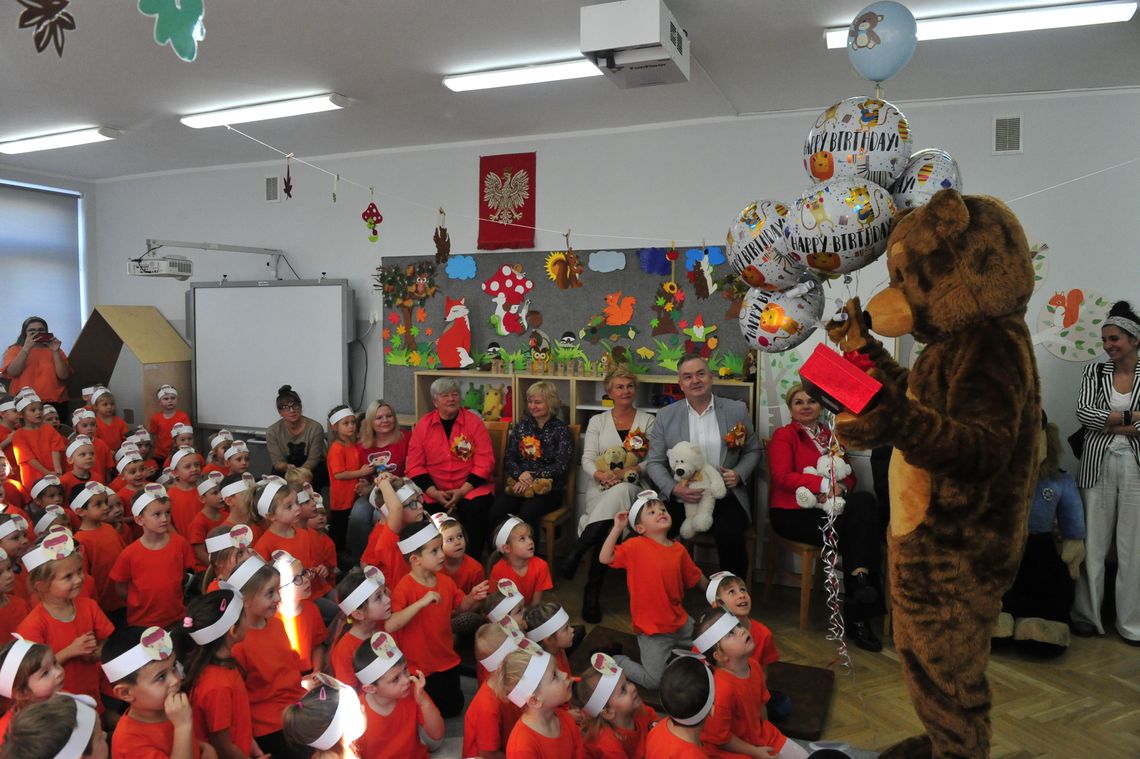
xmin=478 ymin=152 xmax=535 ymax=250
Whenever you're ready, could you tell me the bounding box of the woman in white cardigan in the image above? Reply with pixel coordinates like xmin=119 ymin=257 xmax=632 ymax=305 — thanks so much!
xmin=559 ymin=366 xmax=655 ymax=622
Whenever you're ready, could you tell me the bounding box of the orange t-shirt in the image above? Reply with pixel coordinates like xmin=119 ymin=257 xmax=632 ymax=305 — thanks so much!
xmin=463 ymin=680 xmax=523 ymax=759
xmin=94 ymin=415 xmax=130 ymax=453
xmin=16 ymin=596 xmax=114 ymax=704
xmin=553 ymin=649 xmax=572 ymax=678
xmin=0 ymin=595 xmax=30 ymax=642
xmin=11 ymin=424 xmax=65 ymax=487
xmin=149 ymin=411 xmax=191 ymax=460
xmin=354 ymin=692 xmax=430 ymax=759
xmin=254 ymin=527 xmax=331 ymax=598
xmin=646 ymin=719 xmax=708 ymax=759
xmin=59 ymin=471 xmax=99 ymax=498
xmin=701 ymin=661 xmax=784 ymax=757
xmin=166 ymin=485 xmax=201 ymax=536
xmin=326 ymin=440 xmax=362 ymax=511
xmin=92 ymin=439 xmax=114 ymax=483
xmin=506 ymin=708 xmax=585 ymax=759
xmin=279 ymin=599 xmax=328 ymax=673
xmin=361 ymin=523 xmax=409 ymax=590
xmin=109 ymin=534 xmax=196 ymax=628
xmin=330 ymin=630 xmax=368 ymax=689
xmin=201 ymin=462 xmax=227 ymax=477
xmin=75 ymin=523 xmax=126 ymax=613
xmin=749 ymin=618 xmax=779 ymax=668
xmin=443 ymin=553 xmax=485 ymax=594
xmin=191 ymin=664 xmax=254 ymax=754
xmin=187 ymin=509 xmax=225 ymax=552
xmin=312 ymin=528 xmax=336 ymax=577
xmin=610 ymin=537 xmax=701 ymax=635
xmin=3 ymin=479 xmax=29 ymax=508
xmin=232 ymin=617 xmax=305 ymax=736
xmin=390 ymin=572 xmax=464 ymax=676
xmin=490 ymin=556 xmax=553 ymax=607
xmin=112 ymin=710 xmax=200 ymax=759
xmin=584 ymin=703 xmax=658 ymax=759
xmin=1 ymin=346 xmax=70 ymax=403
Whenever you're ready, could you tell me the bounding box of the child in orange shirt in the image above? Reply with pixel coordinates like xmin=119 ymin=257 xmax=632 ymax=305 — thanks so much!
xmin=435 ymin=512 xmax=486 ymax=637
xmin=71 ymin=481 xmax=126 ymax=620
xmin=200 ymin=522 xmax=256 ymax=593
xmin=218 ymin=473 xmax=261 ymax=541
xmin=282 ymin=675 xmax=367 ymax=756
xmin=17 ymin=532 xmax=114 ymax=705
xmin=600 ymin=490 xmax=706 ymax=690
xmin=225 ymin=440 xmax=251 ymax=476
xmin=386 ymin=520 xmax=489 ymax=718
xmin=102 ymin=626 xmax=200 ymax=759
xmin=148 ymin=385 xmax=190 ymax=464
xmin=490 ymin=516 xmax=553 ymax=608
xmin=129 ymin=428 xmax=159 ymax=482
xmin=0 ymin=547 xmax=29 ymax=641
xmin=646 ymin=654 xmax=716 ymax=758
xmin=499 ymin=647 xmax=583 ymax=758
xmin=11 ymin=394 xmax=65 ymax=486
xmin=525 ymin=602 xmax=575 ymax=677
xmin=0 ymin=514 xmax=31 ymax=601
xmin=0 ymin=397 xmax=19 ymax=458
xmin=575 ymin=652 xmax=659 ymax=759
xmin=114 ymin=451 xmax=147 ymax=508
xmin=353 ymin=631 xmax=444 ymax=759
xmin=166 ymin=447 xmax=203 ymax=535
xmin=326 ymin=405 xmax=371 ymax=552
xmin=187 ymin=471 xmax=225 ymax=569
xmin=1 ymin=452 xmax=30 ymax=509
xmin=107 ymin=441 xmax=142 ymax=492
xmin=273 ymin=549 xmax=328 ymax=675
xmin=231 ymin=560 xmax=306 ymax=758
xmin=363 ymin=475 xmax=426 ymax=590
xmin=252 ymin=476 xmax=330 ymax=598
xmin=29 ymin=474 xmax=65 ymax=532
xmin=175 ymin=588 xmax=260 ymax=759
xmin=72 ymin=410 xmax=113 ymax=482
xmin=330 ymin=565 xmax=391 ymax=689
xmin=0 ymin=639 xmax=67 ymax=744
xmin=2 ymin=694 xmax=107 ymax=759
xmin=308 ymin=495 xmax=337 ymax=583
xmin=464 ymin=619 xmax=526 ymax=759
xmin=693 ymin=608 xmax=806 ymax=759
xmin=90 ymin=387 xmax=129 ymax=452
xmin=61 ymin=435 xmax=99 ymax=494
xmin=202 ymin=430 xmax=232 ymax=477
xmin=109 ymin=485 xmax=196 ymax=628
xmin=167 ymin=422 xmax=195 ymax=463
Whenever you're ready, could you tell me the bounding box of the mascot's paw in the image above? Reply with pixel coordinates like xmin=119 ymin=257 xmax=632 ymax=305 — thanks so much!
xmin=826 ymin=297 xmax=879 ymax=354
xmin=833 ymin=370 xmax=903 ymax=451
xmin=1014 ymin=617 xmax=1071 ymax=651
xmin=795 ymin=487 xmax=817 ymax=509
xmin=692 ymin=510 xmax=714 ymax=533
xmin=880 ymin=735 xmax=933 ymax=759
xmin=992 ymin=612 xmax=1014 ymax=639
xmin=679 ymin=520 xmax=696 ymax=540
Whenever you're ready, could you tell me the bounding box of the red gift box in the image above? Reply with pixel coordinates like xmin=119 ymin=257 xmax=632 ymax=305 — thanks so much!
xmin=799 ymin=344 xmax=882 ymax=415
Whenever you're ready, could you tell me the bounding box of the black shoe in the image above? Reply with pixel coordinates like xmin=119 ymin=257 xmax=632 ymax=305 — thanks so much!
xmin=582 ymin=587 xmax=602 ymax=624
xmin=1071 ymin=620 xmax=1098 ymax=637
xmin=848 ymin=621 xmax=882 ymax=652
xmin=850 ymin=573 xmax=878 ymax=605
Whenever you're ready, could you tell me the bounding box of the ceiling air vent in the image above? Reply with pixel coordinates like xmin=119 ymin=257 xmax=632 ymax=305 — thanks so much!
xmin=265 ymin=176 xmax=280 ymax=203
xmin=993 ymin=116 xmax=1022 ymax=155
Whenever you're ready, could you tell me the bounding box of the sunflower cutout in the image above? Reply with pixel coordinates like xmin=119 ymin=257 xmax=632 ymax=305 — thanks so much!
xmin=450 ymin=434 xmax=473 ymax=461
xmin=519 ymin=435 xmax=543 ymax=460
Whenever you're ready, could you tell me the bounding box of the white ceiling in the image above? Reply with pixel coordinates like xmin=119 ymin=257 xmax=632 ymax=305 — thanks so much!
xmin=0 ymin=0 xmax=1137 ymax=181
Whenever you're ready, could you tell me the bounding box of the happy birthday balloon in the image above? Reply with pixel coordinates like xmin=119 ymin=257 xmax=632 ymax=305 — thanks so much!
xmin=726 ymin=200 xmax=806 ymax=292
xmin=787 ymin=177 xmax=895 ymax=276
xmin=803 ymin=96 xmax=912 ymax=188
xmin=738 ymin=274 xmax=825 ymax=353
xmin=846 ymin=1 xmax=918 ymax=83
xmin=890 ymin=149 xmax=963 ymax=209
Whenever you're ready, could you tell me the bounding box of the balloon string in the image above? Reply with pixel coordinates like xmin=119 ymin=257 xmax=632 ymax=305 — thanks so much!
xmin=1006 ymin=157 xmax=1140 ymax=204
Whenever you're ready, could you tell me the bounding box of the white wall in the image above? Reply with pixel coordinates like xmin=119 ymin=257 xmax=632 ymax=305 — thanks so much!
xmin=86 ymin=86 xmax=1140 ymax=470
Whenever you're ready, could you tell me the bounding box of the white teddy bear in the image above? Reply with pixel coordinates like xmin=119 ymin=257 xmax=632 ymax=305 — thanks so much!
xmin=666 ymin=441 xmax=726 ymax=539
xmin=794 ymin=447 xmax=852 ymax=517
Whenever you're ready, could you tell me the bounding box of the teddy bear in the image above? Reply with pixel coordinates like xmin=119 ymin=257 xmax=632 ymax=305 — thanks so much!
xmin=826 ymin=189 xmax=1040 ymax=759
xmin=794 ymin=447 xmax=852 ymax=516
xmin=505 ymin=475 xmax=552 ymax=499
xmin=594 ymin=446 xmax=639 ymax=490
xmin=666 ymin=441 xmax=726 ymax=539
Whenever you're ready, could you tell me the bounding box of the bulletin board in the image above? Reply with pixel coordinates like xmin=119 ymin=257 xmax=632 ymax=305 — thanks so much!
xmin=377 ymin=246 xmax=754 ymax=415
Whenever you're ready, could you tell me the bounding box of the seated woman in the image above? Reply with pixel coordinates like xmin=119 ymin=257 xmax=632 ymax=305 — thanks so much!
xmin=489 ymin=381 xmax=574 ymax=553
xmin=768 ymin=382 xmax=885 ymax=651
xmin=347 ymin=399 xmax=408 ymax=562
xmin=266 ymin=384 xmax=328 ymax=490
xmin=560 ymin=367 xmax=654 ymax=623
xmin=406 ymin=378 xmax=496 ymax=558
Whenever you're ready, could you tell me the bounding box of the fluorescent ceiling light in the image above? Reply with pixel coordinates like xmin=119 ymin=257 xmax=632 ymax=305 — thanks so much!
xmin=180 ymin=93 xmax=348 ymax=129
xmin=825 ymin=0 xmax=1137 ymax=48
xmin=443 ymin=59 xmax=602 ymax=92
xmin=0 ymin=127 xmax=120 ymax=155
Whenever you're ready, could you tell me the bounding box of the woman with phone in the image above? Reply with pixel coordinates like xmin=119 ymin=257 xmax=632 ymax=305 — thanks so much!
xmin=2 ymin=316 xmax=73 ymax=409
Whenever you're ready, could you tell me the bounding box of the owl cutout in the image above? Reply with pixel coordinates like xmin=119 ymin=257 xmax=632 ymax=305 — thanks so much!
xmin=369 ymin=632 xmax=402 ymax=661
xmin=592 ymin=653 xmax=621 ymax=677
xmin=139 ymin=627 xmax=174 ymax=663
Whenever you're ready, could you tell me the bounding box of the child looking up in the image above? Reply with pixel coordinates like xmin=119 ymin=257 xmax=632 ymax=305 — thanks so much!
xmin=71 ymin=481 xmax=126 ymax=620
xmin=166 ymin=447 xmax=203 ymax=536
xmin=90 ymin=387 xmax=129 ymax=452
xmin=61 ymin=436 xmax=99 ymax=493
xmin=525 ymin=602 xmax=575 ymax=677
xmin=490 ymin=516 xmax=553 ymax=607
xmin=0 ymin=638 xmax=64 ymax=739
xmin=0 ymin=546 xmax=29 ymax=641
xmin=352 ymin=631 xmax=445 ymax=759
xmin=3 ymin=693 xmax=107 ymax=759
xmin=326 ymin=405 xmax=371 ymax=552
xmin=434 ymin=512 xmax=485 ymax=639
xmin=282 ymin=675 xmax=367 ymax=759
xmin=362 ymin=474 xmax=425 ymax=589
xmin=187 ymin=471 xmax=225 ymax=568
xmin=575 ymin=652 xmax=658 ymax=759
xmin=252 ymin=476 xmax=330 ymax=605
xmin=72 ymin=409 xmax=113 ymax=482
xmin=693 ymin=608 xmax=806 ymax=759
xmin=273 ymin=549 xmax=327 ymax=675
xmin=219 ymin=473 xmax=261 ymax=541
xmin=464 ymin=618 xmax=527 ymax=759
xmin=202 ymin=430 xmax=232 ymax=477
xmin=308 ymin=495 xmax=337 ymax=582
xmin=600 ymin=490 xmax=707 ymax=690
xmin=11 ymin=393 xmax=65 ymax=486
xmin=387 ymin=520 xmax=489 ymax=718
xmin=17 ymin=531 xmax=113 ymax=705
xmin=149 ymin=385 xmax=190 ymax=465
xmin=201 ymin=523 xmax=255 ymax=593
xmin=225 ymin=440 xmax=251 ymax=476
xmin=647 ymin=654 xmax=716 ymax=757
xmin=109 ymin=485 xmax=196 ymax=628
xmin=497 ymin=647 xmax=582 ymax=758
xmin=330 ymin=565 xmax=390 ymax=688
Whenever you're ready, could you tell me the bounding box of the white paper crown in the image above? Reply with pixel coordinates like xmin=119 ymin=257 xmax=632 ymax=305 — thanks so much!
xmin=102 ymin=626 xmax=174 ymax=683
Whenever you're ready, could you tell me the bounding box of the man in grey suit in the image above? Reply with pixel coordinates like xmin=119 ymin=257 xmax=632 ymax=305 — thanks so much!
xmin=646 ymin=354 xmax=761 ymax=578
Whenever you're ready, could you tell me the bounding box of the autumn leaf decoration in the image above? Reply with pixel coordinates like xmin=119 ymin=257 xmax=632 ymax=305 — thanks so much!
xmin=450 ymin=434 xmax=473 ymax=462
xmin=724 ymin=422 xmax=746 ymax=450
xmin=519 ymin=435 xmax=543 ymax=460
xmin=18 ymin=0 xmax=76 ymax=57
xmin=623 ymin=428 xmax=648 ymax=459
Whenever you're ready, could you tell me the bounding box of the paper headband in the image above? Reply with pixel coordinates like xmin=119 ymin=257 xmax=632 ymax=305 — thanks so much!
xmin=526 ymin=607 xmax=569 ymax=643
xmin=706 ymin=571 xmax=739 ymax=606
xmin=197 ymin=471 xmax=224 ymax=495
xmin=220 ymin=479 xmax=249 ymax=499
xmin=204 ymin=524 xmax=254 ymax=556
xmin=170 ymin=447 xmax=198 ymax=469
xmin=81 ymin=386 xmax=96 ymax=397
xmin=396 ymin=484 xmax=420 ymax=504
xmin=296 ymin=489 xmax=311 ymax=505
xmin=223 ymin=441 xmax=249 ymax=461
xmin=102 ymin=626 xmax=173 ymax=683
xmin=170 ymin=423 xmax=193 ymax=438
xmin=0 ymin=637 xmax=36 ymax=698
xmin=272 ymin=550 xmax=303 ymax=584
xmin=355 ymin=631 xmax=403 ymax=685
xmin=70 ymin=482 xmax=108 ymax=513
xmin=256 ymin=476 xmax=288 ymax=517
xmin=507 ymin=649 xmax=553 ymax=707
xmin=429 ymin=511 xmax=457 ymax=532
xmin=487 ymin=579 xmax=524 ymax=622
xmin=693 ymin=612 xmax=741 ymax=654
xmin=30 ymin=474 xmax=61 ymax=499
xmin=15 ymin=394 xmax=40 ymax=412
xmin=22 ymin=532 xmax=76 ymax=572
xmin=396 ymin=521 xmax=440 ymax=554
xmin=90 ymin=387 xmax=111 ymax=405
xmin=312 ymin=494 xmax=326 ymax=511
xmin=65 ymin=436 xmax=93 ymax=459
xmin=0 ymin=546 xmax=7 ymax=562
xmin=307 ymin=676 xmax=366 ymax=751
xmin=116 ymin=453 xmax=143 ymax=474
xmin=220 ymin=554 xmax=266 ymax=593
xmin=52 ymin=693 xmax=99 ymax=759
xmin=628 ymin=489 xmax=659 ymax=528
xmin=495 ymin=516 xmax=524 ymax=550
xmin=368 ymin=487 xmax=387 ymax=518
xmin=157 ymin=468 xmax=174 ymax=486
xmin=670 ymin=654 xmax=717 ymax=726
xmin=0 ymin=401 xmax=14 ymax=413
xmin=338 ymin=565 xmax=385 ymax=615
xmin=114 ymin=443 xmax=140 ymax=462
xmin=41 ymin=404 xmax=57 ymax=416
xmin=210 ymin=430 xmax=233 ymax=450
xmin=328 ymin=407 xmax=355 ymax=425
xmin=583 ymin=653 xmax=624 ymax=717
xmin=71 ymin=408 xmax=95 ymax=424
xmin=0 ymin=519 xmax=23 ymax=541
xmin=131 ymin=483 xmax=168 ymax=516
xmin=156 ymin=384 xmax=178 ymax=398
xmin=479 ymin=617 xmax=530 ymax=672
xmin=189 ymin=589 xmax=245 ymax=645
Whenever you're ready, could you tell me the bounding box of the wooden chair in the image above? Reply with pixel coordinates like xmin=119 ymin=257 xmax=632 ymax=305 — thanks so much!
xmin=541 ymin=424 xmax=580 ymax=567
xmin=485 ymin=420 xmax=510 ymax=485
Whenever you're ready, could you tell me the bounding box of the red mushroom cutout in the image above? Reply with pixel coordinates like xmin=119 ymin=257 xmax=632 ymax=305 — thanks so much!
xmin=362 ymin=203 xmax=383 ymax=243
xmin=482 ymin=264 xmax=534 ymax=336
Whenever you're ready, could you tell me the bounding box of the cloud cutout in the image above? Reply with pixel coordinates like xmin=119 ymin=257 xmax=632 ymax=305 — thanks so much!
xmin=685 ymin=246 xmax=727 ymax=271
xmin=446 ymin=255 xmax=477 ymax=280
xmin=589 ymin=250 xmax=626 ymax=273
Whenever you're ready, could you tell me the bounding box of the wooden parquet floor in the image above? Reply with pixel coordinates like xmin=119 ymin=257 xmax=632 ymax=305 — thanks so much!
xmin=547 ymin=564 xmax=1140 ymax=758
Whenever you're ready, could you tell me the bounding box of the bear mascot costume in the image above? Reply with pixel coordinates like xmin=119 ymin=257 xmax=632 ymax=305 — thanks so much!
xmin=826 ymin=189 xmax=1041 ymax=759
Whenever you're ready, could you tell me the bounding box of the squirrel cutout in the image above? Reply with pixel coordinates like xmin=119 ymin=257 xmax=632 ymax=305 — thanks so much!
xmin=544 ymin=249 xmax=584 ymax=290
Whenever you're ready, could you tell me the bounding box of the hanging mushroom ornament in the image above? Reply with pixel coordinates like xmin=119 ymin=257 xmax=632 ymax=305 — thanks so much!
xmin=433 ymin=207 xmax=451 ymax=265
xmin=362 ymin=202 xmax=383 ymax=243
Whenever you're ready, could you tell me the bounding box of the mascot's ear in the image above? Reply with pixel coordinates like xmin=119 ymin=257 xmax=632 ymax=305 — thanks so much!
xmin=924 ymin=189 xmax=970 ymax=239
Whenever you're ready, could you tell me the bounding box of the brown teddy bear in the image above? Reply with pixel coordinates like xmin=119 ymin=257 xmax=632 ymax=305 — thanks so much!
xmin=504 ymin=476 xmax=552 ymax=499
xmin=827 ymin=189 xmax=1041 ymax=759
xmin=594 ymin=446 xmax=639 ymax=490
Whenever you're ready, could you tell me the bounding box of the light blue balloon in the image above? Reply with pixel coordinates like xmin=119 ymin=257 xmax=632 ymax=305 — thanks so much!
xmin=846 ymin=1 xmax=917 ymax=83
